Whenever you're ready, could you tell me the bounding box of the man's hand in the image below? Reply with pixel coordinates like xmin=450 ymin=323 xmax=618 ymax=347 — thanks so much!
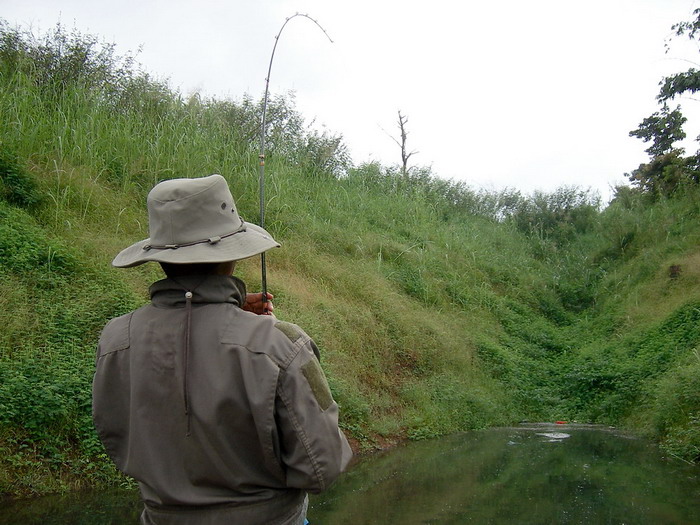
xmin=243 ymin=292 xmax=275 ymax=315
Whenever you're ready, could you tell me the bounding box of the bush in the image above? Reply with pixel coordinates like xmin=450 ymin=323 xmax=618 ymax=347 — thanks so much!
xmin=506 ymin=186 xmax=601 ymax=247
xmin=0 ymin=151 xmax=41 ymax=207
xmin=0 ymin=201 xmax=75 ymax=275
xmin=652 ymin=350 xmax=700 ymax=462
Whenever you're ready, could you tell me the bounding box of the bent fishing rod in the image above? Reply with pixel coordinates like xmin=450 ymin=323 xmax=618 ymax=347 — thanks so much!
xmin=258 ymin=12 xmax=333 ymax=312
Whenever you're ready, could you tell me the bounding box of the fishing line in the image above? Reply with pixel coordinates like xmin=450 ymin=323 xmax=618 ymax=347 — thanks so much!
xmin=258 ymin=12 xmax=333 ymax=312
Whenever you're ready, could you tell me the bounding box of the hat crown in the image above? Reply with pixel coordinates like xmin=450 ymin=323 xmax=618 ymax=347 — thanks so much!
xmin=147 ymin=175 xmax=242 ymax=246
xmin=111 ymin=174 xmax=279 ymax=268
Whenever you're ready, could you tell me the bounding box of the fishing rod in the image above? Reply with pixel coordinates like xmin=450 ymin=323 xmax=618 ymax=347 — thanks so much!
xmin=258 ymin=12 xmax=333 ymax=313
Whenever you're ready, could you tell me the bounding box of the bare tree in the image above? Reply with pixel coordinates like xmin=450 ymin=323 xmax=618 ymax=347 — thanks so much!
xmin=390 ymin=111 xmax=418 ymax=176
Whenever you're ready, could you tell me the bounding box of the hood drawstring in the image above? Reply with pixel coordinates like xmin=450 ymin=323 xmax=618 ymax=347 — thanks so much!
xmin=184 ymin=290 xmax=193 ymax=437
xmin=160 ymin=275 xmax=232 ymax=437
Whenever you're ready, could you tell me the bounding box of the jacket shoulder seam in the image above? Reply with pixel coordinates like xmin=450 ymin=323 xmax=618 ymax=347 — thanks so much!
xmin=227 ymin=341 xmax=300 ymax=369
xmin=97 ymin=312 xmax=133 ymax=358
xmin=221 ymin=318 xmax=303 ymax=369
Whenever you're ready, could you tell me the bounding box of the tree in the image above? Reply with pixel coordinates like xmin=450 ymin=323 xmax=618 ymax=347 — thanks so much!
xmin=628 ymin=9 xmax=700 ymax=195
xmin=390 ymin=111 xmax=418 ymax=176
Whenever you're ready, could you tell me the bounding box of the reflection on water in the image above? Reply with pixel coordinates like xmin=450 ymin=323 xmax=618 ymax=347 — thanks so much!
xmin=2 ymin=424 xmax=700 ymax=524
xmin=309 ymin=424 xmax=700 ymax=524
xmin=0 ymin=489 xmax=142 ymax=524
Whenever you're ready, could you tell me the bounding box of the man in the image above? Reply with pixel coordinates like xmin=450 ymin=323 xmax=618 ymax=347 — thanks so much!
xmin=93 ymin=174 xmax=352 ymax=524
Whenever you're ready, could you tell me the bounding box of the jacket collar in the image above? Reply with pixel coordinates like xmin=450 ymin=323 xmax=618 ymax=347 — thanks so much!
xmin=149 ymin=274 xmax=247 ymax=308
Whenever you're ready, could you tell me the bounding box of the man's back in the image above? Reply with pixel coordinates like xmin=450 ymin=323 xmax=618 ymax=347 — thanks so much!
xmin=93 ymin=274 xmax=351 ymax=524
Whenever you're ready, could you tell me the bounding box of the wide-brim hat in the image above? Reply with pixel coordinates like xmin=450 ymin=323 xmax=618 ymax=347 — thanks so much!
xmin=112 ymin=174 xmax=280 ymax=268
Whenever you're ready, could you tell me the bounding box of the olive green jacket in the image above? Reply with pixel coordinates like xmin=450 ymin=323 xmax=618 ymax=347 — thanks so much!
xmin=92 ymin=274 xmax=352 ymax=524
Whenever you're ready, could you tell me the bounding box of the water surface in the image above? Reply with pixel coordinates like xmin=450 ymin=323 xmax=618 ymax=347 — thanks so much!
xmin=2 ymin=424 xmax=700 ymax=524
xmin=309 ymin=423 xmax=700 ymax=524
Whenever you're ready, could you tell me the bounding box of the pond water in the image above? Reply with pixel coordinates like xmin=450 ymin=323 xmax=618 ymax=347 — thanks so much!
xmin=2 ymin=424 xmax=700 ymax=524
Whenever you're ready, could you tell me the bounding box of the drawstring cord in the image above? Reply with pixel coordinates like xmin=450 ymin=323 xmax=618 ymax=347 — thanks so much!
xmin=184 ymin=290 xmax=193 ymax=437
xmin=171 ymin=276 xmax=206 ymax=438
xmin=143 ymin=223 xmax=247 ymax=251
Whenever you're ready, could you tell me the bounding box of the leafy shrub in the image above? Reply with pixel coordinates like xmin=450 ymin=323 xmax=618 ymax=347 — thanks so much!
xmin=627 ymin=151 xmax=699 ymax=198
xmin=405 ymin=374 xmax=509 ymax=440
xmin=0 ymin=201 xmax=76 ymax=274
xmin=652 ymin=350 xmax=700 ymax=461
xmin=506 ymin=186 xmax=601 ymax=247
xmin=0 ymin=354 xmax=93 ymax=453
xmin=662 ymin=416 xmax=700 ymax=462
xmin=0 ymin=151 xmax=41 ymax=207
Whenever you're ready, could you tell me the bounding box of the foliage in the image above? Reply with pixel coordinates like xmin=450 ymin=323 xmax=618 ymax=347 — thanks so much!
xmin=505 ymin=186 xmax=601 ymax=247
xmin=0 ymin=151 xmax=41 ymax=207
xmin=629 ymin=105 xmax=686 ymax=158
xmin=658 ymin=70 xmax=700 ymax=104
xmin=561 ymin=302 xmax=700 ymax=424
xmin=629 ymin=9 xmax=700 ymax=194
xmin=659 ymin=7 xmax=700 ymax=102
xmin=651 ymin=349 xmax=700 ymax=462
xmin=626 ymin=151 xmax=700 ymax=198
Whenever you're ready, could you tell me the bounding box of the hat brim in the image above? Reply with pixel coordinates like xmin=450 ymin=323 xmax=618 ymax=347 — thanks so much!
xmin=112 ymin=222 xmax=280 ymax=268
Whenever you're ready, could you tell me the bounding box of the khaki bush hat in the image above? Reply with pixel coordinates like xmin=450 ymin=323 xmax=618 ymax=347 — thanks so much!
xmin=112 ymin=174 xmax=280 ymax=268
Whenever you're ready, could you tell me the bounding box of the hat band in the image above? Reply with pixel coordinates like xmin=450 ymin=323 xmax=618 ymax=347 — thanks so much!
xmin=143 ymin=223 xmax=247 ymax=251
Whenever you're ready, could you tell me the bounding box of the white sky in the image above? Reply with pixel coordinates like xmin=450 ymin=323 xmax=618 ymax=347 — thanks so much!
xmin=4 ymin=0 xmax=700 ymax=202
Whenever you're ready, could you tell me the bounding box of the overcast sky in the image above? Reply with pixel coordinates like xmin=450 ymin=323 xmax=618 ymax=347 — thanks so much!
xmin=4 ymin=0 xmax=700 ymax=201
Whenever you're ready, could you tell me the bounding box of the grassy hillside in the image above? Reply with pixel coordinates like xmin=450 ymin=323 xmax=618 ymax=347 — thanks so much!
xmin=1 ymin=21 xmax=700 ymax=498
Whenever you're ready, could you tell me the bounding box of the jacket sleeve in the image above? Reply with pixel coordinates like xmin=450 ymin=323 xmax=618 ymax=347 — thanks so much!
xmin=274 ymin=329 xmax=353 ymax=493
